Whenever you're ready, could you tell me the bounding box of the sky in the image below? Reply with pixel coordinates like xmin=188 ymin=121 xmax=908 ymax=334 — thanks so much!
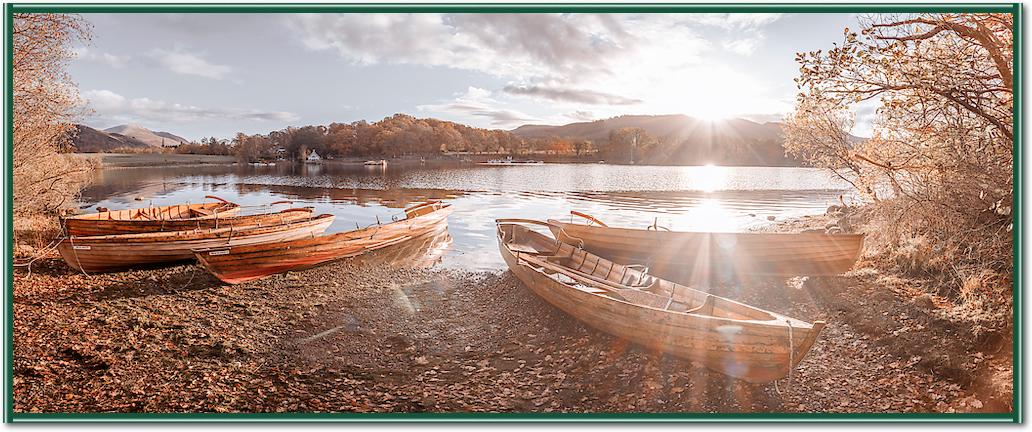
xmin=68 ymin=12 xmax=870 ymax=141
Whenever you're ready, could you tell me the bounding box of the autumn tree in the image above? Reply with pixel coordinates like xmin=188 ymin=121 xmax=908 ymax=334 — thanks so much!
xmin=783 ymin=97 xmax=880 ymax=200
xmin=607 ymin=127 xmax=657 ymax=163
xmin=234 ymin=133 xmax=273 ymax=162
xmin=788 ymin=13 xmax=1014 ymax=311
xmin=12 ymin=14 xmax=96 ymax=239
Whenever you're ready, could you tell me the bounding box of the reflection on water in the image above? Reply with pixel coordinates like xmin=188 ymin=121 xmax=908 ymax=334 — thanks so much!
xmin=80 ymin=163 xmax=857 ymax=271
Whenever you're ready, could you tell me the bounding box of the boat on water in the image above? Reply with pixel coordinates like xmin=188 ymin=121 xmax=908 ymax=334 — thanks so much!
xmin=496 ymin=219 xmax=825 ymax=384
xmin=364 ymin=159 xmax=388 ymax=166
xmin=194 ymin=201 xmax=452 ymax=284
xmin=63 ymin=206 xmax=314 ymax=237
xmin=547 ymin=211 xmax=865 ymax=280
xmin=480 ymin=156 xmax=544 ymax=165
xmin=58 ymin=214 xmax=335 ymax=273
xmin=62 ymin=196 xmax=240 ymax=236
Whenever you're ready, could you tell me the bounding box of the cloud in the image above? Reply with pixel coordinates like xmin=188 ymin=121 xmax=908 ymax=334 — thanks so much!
xmin=503 ymin=85 xmax=641 ymax=105
xmin=83 ymin=89 xmax=299 ymax=124
xmin=417 ymin=87 xmax=538 ymax=127
xmin=682 ymin=13 xmax=783 ymax=30
xmin=565 ymin=111 xmax=597 ymax=122
xmin=723 ymin=36 xmax=764 ymax=55
xmin=850 ymin=98 xmax=880 ymax=138
xmin=148 ymin=48 xmax=231 ymax=80
xmin=290 ymin=13 xmax=787 ymax=125
xmin=288 ymin=13 xmax=636 ymax=80
xmin=72 ymin=46 xmax=130 ymax=68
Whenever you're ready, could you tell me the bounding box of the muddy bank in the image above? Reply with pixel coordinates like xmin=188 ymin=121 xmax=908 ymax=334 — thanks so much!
xmin=12 ymin=239 xmax=1011 ymax=414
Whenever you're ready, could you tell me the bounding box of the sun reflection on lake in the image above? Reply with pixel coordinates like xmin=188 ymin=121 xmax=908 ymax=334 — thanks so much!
xmin=685 ymin=163 xmax=728 ymax=193
xmin=669 ymin=198 xmax=738 ymax=232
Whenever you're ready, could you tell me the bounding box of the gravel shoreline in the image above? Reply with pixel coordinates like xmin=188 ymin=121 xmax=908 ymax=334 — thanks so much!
xmin=12 ymin=217 xmax=1012 ymax=414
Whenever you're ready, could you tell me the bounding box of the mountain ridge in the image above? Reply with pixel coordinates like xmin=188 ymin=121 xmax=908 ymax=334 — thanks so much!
xmin=102 ymin=124 xmax=190 ymax=147
xmin=512 ymin=114 xmax=796 ymax=166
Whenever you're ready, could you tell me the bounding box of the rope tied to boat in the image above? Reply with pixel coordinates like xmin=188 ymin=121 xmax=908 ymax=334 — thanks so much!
xmin=68 ymin=235 xmax=91 ymax=277
xmin=13 ymin=233 xmax=68 ymax=277
xmin=787 ymin=319 xmax=794 ymax=392
xmin=776 ymin=319 xmax=796 ymax=397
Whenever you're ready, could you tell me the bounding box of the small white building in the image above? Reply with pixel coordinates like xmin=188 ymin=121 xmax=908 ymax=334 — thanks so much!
xmin=306 ymin=150 xmax=322 ymax=163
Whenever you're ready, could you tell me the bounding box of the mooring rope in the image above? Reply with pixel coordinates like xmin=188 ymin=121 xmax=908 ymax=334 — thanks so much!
xmin=774 ymin=319 xmax=795 ymax=396
xmin=787 ymin=320 xmax=795 ymax=392
xmin=68 ymin=236 xmax=91 ymax=277
xmin=13 ymin=234 xmax=65 ymax=269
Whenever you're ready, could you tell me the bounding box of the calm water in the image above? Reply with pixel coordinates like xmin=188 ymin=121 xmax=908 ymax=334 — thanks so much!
xmin=80 ymin=163 xmax=856 ymax=271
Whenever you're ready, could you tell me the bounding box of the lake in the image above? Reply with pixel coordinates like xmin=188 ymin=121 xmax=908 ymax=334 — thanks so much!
xmin=80 ymin=162 xmax=857 ymax=271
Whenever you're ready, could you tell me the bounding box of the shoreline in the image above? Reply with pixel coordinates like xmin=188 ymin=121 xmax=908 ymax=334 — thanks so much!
xmin=72 ymin=153 xmax=238 ymax=169
xmin=73 ymin=152 xmax=812 ymax=170
xmin=11 ymin=209 xmax=1012 ymax=414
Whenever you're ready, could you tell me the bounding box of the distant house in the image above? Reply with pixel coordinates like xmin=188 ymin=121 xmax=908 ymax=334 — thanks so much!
xmin=306 ymin=150 xmax=322 ymax=163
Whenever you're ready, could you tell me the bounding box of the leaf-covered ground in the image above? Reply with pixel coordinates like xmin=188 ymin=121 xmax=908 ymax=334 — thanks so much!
xmin=12 ymin=239 xmax=1012 ymax=414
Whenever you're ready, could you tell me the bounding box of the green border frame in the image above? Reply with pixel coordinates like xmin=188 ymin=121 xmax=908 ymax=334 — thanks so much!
xmin=2 ymin=2 xmax=1022 ymax=423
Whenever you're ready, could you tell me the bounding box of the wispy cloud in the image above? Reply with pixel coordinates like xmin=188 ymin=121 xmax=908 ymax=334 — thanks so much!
xmin=723 ymin=36 xmax=764 ymax=55
xmin=83 ymin=89 xmax=299 ymax=124
xmin=148 ymin=48 xmax=232 ymax=80
xmin=503 ymin=85 xmax=641 ymax=105
xmin=564 ymin=110 xmax=597 ymax=122
xmin=289 ymin=13 xmax=789 ymax=125
xmin=288 ymin=13 xmax=637 ymax=81
xmin=72 ymin=46 xmax=130 ymax=68
xmin=417 ymin=87 xmax=538 ymax=127
xmin=682 ymin=13 xmax=783 ymax=30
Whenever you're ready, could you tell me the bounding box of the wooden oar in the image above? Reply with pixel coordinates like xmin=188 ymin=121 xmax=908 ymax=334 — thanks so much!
xmin=205 ymin=195 xmax=233 ymax=204
xmin=570 ymin=211 xmax=608 ymax=227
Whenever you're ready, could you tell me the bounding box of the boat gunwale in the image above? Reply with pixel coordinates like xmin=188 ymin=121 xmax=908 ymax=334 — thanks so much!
xmin=548 ymin=218 xmax=866 ymax=240
xmin=64 ymin=214 xmax=335 ymax=243
xmin=62 ymin=200 xmax=240 ymax=222
xmin=192 ymin=203 xmax=452 ymax=255
xmin=496 ymin=220 xmax=819 ymax=331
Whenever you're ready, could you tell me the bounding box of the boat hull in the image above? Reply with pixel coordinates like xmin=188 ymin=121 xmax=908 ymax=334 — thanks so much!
xmin=498 ymin=221 xmax=824 ymax=384
xmin=63 ymin=200 xmax=241 ymax=236
xmin=195 ymin=203 xmax=452 ymax=284
xmin=62 ymin=208 xmax=311 ymax=237
xmin=548 ymin=220 xmax=864 ymax=280
xmin=58 ymin=215 xmax=334 ymax=273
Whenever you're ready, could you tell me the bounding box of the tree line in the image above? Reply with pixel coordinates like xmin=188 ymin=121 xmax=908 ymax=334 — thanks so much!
xmin=177 ymin=114 xmax=599 ymax=162
xmin=178 ymin=114 xmax=790 ymax=166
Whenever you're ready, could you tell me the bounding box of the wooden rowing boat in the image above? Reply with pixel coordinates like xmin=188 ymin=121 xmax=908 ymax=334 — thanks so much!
xmin=547 ymin=211 xmax=864 ymax=281
xmin=350 ymin=224 xmax=453 ymax=270
xmin=62 ymin=195 xmax=241 ymax=236
xmin=497 ymin=219 xmax=825 ymax=384
xmin=62 ymin=207 xmax=314 ymax=237
xmin=194 ymin=201 xmax=453 ymax=284
xmin=57 ymin=214 xmax=335 ymax=273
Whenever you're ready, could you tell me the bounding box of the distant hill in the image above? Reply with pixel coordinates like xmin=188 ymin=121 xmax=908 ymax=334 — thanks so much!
xmin=512 ymin=114 xmax=802 ymax=166
xmin=103 ymin=124 xmax=190 ymax=147
xmin=69 ymin=124 xmax=151 ymax=153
